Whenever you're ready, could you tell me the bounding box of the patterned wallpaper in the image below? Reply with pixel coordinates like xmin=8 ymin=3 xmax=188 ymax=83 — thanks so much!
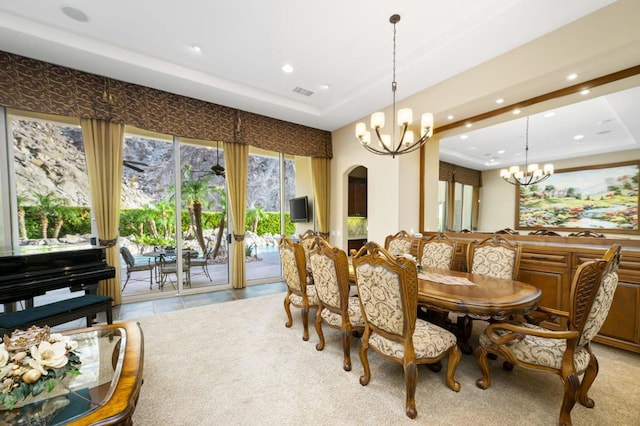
xmin=0 ymin=51 xmax=332 ymax=158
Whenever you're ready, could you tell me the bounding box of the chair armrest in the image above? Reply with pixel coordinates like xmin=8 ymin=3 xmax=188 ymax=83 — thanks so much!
xmin=523 ymin=305 xmax=569 ymax=325
xmin=486 ymin=322 xmax=579 ymax=345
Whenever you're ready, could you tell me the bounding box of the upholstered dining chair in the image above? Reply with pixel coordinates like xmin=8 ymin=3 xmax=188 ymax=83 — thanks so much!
xmin=309 ymin=238 xmax=365 ymax=371
xmin=298 ymin=229 xmax=321 ymax=286
xmin=384 ymin=230 xmax=414 ymax=257
xmin=416 ymin=233 xmax=458 ymax=326
xmin=418 ymin=232 xmax=457 ymax=270
xmin=475 ymin=244 xmax=621 ymax=426
xmin=279 ymin=235 xmax=319 ymax=341
xmin=467 ymin=233 xmax=522 ymax=279
xmin=352 ymin=242 xmax=461 ymax=419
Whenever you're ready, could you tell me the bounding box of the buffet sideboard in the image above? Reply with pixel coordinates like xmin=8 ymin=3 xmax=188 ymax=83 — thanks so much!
xmin=420 ymin=232 xmax=640 ymax=353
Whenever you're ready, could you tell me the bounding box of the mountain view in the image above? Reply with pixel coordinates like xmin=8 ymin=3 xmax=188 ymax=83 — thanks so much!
xmin=11 ymin=119 xmax=296 ymax=212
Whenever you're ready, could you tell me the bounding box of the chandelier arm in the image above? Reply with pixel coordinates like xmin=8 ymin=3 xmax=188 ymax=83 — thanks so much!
xmin=373 ymin=127 xmax=395 ymax=155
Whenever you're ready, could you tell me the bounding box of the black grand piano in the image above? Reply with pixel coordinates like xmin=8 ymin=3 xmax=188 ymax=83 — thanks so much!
xmin=0 ymin=246 xmax=115 ymax=312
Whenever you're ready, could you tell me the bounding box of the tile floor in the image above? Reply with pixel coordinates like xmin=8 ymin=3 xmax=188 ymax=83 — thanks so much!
xmin=115 ymin=281 xmax=287 ymax=322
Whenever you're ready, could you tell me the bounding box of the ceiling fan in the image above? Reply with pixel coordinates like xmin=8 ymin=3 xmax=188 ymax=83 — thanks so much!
xmin=195 ymin=142 xmax=225 ymax=178
xmin=123 ymin=160 xmax=149 ymax=173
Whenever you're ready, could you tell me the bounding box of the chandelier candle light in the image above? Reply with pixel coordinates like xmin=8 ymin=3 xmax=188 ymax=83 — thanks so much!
xmin=500 ymin=116 xmax=554 ymax=186
xmin=355 ymin=14 xmax=433 ymax=158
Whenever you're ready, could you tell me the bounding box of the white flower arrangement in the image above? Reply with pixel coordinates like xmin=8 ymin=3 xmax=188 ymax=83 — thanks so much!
xmin=0 ymin=326 xmax=80 ymax=410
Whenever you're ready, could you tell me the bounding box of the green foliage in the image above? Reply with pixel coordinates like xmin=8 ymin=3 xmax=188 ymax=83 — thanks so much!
xmin=252 ymin=211 xmax=294 ymax=235
xmin=22 ymin=206 xmax=294 ymax=240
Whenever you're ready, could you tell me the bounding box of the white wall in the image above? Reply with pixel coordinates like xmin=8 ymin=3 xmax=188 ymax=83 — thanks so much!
xmin=330 ymin=124 xmax=421 ymax=250
xmin=479 ymin=149 xmax=640 ymax=237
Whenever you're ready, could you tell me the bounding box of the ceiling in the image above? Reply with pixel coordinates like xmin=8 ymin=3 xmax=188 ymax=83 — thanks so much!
xmin=0 ymin=0 xmax=639 ymax=170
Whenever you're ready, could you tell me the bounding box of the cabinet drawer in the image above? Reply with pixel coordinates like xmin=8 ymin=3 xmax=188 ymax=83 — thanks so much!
xmin=573 ymin=251 xmax=640 ymax=285
xmin=520 ymin=250 xmax=570 ymax=270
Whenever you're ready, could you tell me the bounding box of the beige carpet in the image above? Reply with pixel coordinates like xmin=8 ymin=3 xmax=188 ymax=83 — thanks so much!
xmin=131 ymin=292 xmax=640 ymax=425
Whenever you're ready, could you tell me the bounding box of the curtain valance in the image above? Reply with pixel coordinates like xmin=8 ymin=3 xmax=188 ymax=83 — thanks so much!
xmin=0 ymin=52 xmax=332 ymax=158
xmin=439 ymin=161 xmax=482 ymax=187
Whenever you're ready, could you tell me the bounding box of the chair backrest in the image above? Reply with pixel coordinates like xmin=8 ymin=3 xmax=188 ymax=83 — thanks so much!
xmin=279 ymin=236 xmax=308 ymax=294
xmin=528 ymin=228 xmax=561 ymax=236
xmin=419 ymin=233 xmax=457 ymax=270
xmin=352 ymin=242 xmax=417 ymax=344
xmin=308 ymin=238 xmax=350 ymax=312
xmin=467 ymin=234 xmax=522 ymax=279
xmin=298 ymin=230 xmax=323 ymax=285
xmin=384 ymin=230 xmax=414 ymax=257
xmin=568 ymin=230 xmax=605 ymax=238
xmin=120 ymin=246 xmax=136 ymax=268
xmin=574 ymin=244 xmax=621 ymax=347
xmin=495 ymin=227 xmax=519 ymax=235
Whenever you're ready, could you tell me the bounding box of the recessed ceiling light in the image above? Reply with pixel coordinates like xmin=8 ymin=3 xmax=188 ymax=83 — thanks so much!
xmin=318 ymin=84 xmax=330 ymax=90
xmin=282 ymin=64 xmax=294 ymax=73
xmin=190 ymin=45 xmax=202 ymax=53
xmin=468 ymin=146 xmax=477 ymax=150
xmin=512 ymin=109 xmax=521 ymax=115
xmin=447 ymin=115 xmax=454 ymax=120
xmin=465 ymin=123 xmax=472 ymax=128
xmin=497 ymin=150 xmax=505 ymax=154
xmin=496 ymin=98 xmax=504 ymax=104
xmin=61 ymin=6 xmax=88 ymax=22
xmin=574 ymin=134 xmax=584 ymax=140
xmin=544 ymin=112 xmax=556 ymax=118
xmin=566 ymin=72 xmax=579 ymax=81
xmin=460 ymin=135 xmax=468 ymax=140
xmin=580 ymin=89 xmax=590 ymax=95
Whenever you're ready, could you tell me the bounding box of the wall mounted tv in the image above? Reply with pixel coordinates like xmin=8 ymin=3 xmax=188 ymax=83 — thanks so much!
xmin=289 ymin=196 xmax=310 ymax=223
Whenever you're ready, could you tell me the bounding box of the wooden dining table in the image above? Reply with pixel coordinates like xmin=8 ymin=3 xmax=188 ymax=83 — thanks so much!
xmin=349 ymin=264 xmax=542 ymax=353
xmin=415 ymin=267 xmax=541 ymax=319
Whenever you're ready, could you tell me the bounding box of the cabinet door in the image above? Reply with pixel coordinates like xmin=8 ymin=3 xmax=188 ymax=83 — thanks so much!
xmin=348 ymin=179 xmax=357 ymax=216
xmin=518 ymin=250 xmax=572 ymax=312
xmin=348 ymin=178 xmax=367 ymax=217
xmin=597 ymin=281 xmax=639 ymax=344
xmin=355 ymin=179 xmax=367 ymax=217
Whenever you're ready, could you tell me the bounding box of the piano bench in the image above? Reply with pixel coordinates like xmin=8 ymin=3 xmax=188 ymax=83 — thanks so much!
xmin=0 ymin=294 xmax=113 ymax=335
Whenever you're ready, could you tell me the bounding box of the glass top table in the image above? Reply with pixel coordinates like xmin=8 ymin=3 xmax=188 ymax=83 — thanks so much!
xmin=0 ymin=321 xmax=144 ymax=425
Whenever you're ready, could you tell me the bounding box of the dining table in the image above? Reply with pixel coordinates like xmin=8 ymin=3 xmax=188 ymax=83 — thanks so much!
xmin=349 ymin=263 xmax=542 ymax=353
xmin=141 ymin=248 xmax=194 ymax=288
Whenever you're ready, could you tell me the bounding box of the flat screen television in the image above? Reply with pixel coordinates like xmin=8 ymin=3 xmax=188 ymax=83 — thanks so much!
xmin=289 ymin=196 xmax=309 ymax=223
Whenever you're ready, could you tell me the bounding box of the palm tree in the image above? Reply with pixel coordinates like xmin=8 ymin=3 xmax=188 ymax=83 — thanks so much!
xmin=247 ymin=205 xmax=265 ymax=234
xmin=210 ymin=186 xmax=227 ymax=259
xmin=155 ymin=200 xmax=174 ymax=239
xmin=51 ymin=204 xmax=80 ymax=239
xmin=16 ymin=195 xmax=29 ymax=240
xmin=137 ymin=204 xmax=160 ymax=239
xmin=31 ymin=191 xmax=65 ymax=239
xmin=181 ymin=166 xmax=214 ymax=253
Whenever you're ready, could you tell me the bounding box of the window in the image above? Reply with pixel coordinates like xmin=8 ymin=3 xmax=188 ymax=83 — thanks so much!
xmin=9 ymin=113 xmax=92 ymax=247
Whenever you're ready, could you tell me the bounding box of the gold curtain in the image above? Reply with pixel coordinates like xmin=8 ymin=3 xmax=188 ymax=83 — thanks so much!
xmin=472 ymin=186 xmax=480 ymax=230
xmin=446 ymin=181 xmax=455 ymax=232
xmin=311 ymin=157 xmax=330 ymax=238
xmin=80 ymin=118 xmax=124 ymax=305
xmin=224 ymin=141 xmax=248 ymax=288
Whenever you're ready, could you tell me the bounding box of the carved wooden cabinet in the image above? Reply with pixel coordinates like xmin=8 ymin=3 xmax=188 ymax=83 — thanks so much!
xmin=420 ymin=231 xmax=640 ymax=354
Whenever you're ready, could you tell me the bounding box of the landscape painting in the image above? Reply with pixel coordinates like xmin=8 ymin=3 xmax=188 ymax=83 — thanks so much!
xmin=517 ymin=162 xmax=639 ymax=233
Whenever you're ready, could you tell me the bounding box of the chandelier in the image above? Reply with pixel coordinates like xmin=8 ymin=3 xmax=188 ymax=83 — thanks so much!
xmin=355 ymin=14 xmax=433 ymax=158
xmin=500 ymin=116 xmax=554 ymax=186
